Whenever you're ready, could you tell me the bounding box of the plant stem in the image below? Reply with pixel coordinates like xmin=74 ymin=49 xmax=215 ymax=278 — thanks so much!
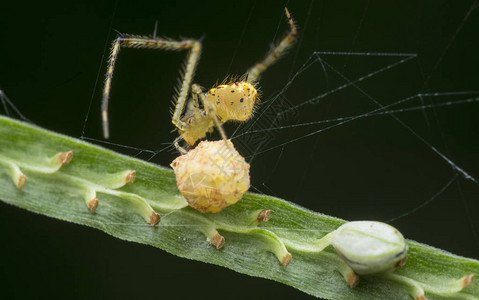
xmin=0 ymin=116 xmax=477 ymax=299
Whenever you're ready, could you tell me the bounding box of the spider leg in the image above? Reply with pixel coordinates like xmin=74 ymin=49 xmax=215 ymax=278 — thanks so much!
xmin=101 ymin=34 xmax=202 ymax=139
xmin=173 ymin=136 xmax=188 ymax=154
xmin=191 ymin=84 xmax=231 ymax=150
xmin=190 ymin=84 xmax=201 ymax=117
xmin=245 ymin=8 xmax=298 ymax=82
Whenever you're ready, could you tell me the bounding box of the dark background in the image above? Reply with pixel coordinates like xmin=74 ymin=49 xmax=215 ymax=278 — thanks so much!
xmin=1 ymin=0 xmax=478 ymax=299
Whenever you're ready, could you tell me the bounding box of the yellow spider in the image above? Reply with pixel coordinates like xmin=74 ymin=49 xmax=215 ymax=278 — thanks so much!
xmin=101 ymin=8 xmax=297 ymax=153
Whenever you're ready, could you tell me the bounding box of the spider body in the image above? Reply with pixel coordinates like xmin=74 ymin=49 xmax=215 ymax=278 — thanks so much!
xmin=178 ymin=108 xmax=214 ymax=146
xmin=207 ymin=81 xmax=258 ymax=122
xmin=178 ymin=81 xmax=258 ymax=146
xmin=171 ymin=140 xmax=250 ymax=213
xmin=99 ymin=8 xmax=297 ymax=214
xmin=101 ymin=8 xmax=296 ymax=151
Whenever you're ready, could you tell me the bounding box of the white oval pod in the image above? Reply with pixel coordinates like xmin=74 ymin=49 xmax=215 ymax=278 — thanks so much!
xmin=332 ymin=221 xmax=408 ymax=275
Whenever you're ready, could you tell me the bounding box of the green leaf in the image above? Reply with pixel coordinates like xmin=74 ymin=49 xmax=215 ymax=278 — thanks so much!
xmin=0 ymin=115 xmax=478 ymax=299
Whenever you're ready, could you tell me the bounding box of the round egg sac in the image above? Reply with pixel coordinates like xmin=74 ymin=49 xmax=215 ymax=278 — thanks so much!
xmin=171 ymin=140 xmax=250 ymax=213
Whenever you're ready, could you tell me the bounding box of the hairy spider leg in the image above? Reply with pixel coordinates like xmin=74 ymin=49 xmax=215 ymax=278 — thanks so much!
xmin=175 ymin=8 xmax=298 ymax=148
xmin=173 ymin=83 xmax=232 ymax=154
xmin=192 ymin=84 xmax=230 ymax=147
xmin=246 ymin=8 xmax=298 ymax=83
xmin=174 ymin=84 xmax=208 ymax=154
xmin=101 ymin=35 xmax=202 ymax=139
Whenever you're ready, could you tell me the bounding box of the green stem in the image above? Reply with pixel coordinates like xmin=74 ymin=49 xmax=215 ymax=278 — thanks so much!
xmin=0 ymin=115 xmax=478 ymax=300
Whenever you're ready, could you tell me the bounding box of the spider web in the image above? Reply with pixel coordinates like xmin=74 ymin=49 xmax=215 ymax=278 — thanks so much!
xmin=1 ymin=0 xmax=478 ymax=291
xmin=226 ymin=1 xmax=479 ymax=260
xmin=223 ymin=0 xmax=479 ymax=260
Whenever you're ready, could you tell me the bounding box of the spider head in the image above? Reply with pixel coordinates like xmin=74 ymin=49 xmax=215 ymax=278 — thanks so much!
xmin=206 ymin=81 xmax=258 ymax=122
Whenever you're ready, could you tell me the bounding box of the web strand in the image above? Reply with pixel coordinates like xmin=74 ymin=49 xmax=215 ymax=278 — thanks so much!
xmin=238 ymin=50 xmax=478 ymax=184
xmin=387 ymin=173 xmax=459 ymax=222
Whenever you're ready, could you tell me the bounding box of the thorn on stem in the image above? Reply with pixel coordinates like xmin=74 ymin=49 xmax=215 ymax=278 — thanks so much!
xmin=149 ymin=212 xmax=161 ymax=226
xmin=125 ymin=170 xmax=136 ymax=184
xmin=88 ymin=197 xmax=99 ymax=212
xmin=102 ymin=169 xmax=137 ymax=189
xmin=17 ymin=173 xmax=27 ymax=189
xmin=58 ymin=151 xmax=73 ymax=165
xmin=257 ymin=209 xmax=271 ymax=223
xmin=50 ymin=151 xmax=73 ymax=170
xmin=282 ymin=252 xmax=292 ymax=267
xmin=346 ymin=271 xmax=359 ymax=288
xmin=210 ymin=232 xmax=225 ymax=249
xmin=396 ymin=255 xmax=408 ymax=268
xmin=2 ymin=160 xmax=27 ymax=189
xmin=462 ymin=274 xmax=474 ymax=288
xmin=416 ymin=294 xmax=427 ymax=300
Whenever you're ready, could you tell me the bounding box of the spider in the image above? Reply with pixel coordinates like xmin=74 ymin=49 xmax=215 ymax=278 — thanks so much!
xmin=101 ymin=8 xmax=297 ymax=153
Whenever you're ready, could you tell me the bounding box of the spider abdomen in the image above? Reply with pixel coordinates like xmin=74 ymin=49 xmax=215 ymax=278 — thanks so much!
xmin=207 ymin=81 xmax=257 ymax=122
xmin=171 ymin=140 xmax=250 ymax=213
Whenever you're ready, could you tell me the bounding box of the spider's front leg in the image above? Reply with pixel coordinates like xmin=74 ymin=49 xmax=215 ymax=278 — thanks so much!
xmin=192 ymin=84 xmax=229 ymax=145
xmin=246 ymin=8 xmax=298 ymax=82
xmin=190 ymin=84 xmax=203 ymax=118
xmin=174 ymin=84 xmax=209 ymax=154
xmin=101 ymin=34 xmax=202 ymax=139
xmin=176 ymin=84 xmax=230 ymax=150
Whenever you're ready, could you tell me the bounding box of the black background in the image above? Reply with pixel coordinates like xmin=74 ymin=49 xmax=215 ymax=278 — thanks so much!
xmin=1 ymin=1 xmax=478 ymax=299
